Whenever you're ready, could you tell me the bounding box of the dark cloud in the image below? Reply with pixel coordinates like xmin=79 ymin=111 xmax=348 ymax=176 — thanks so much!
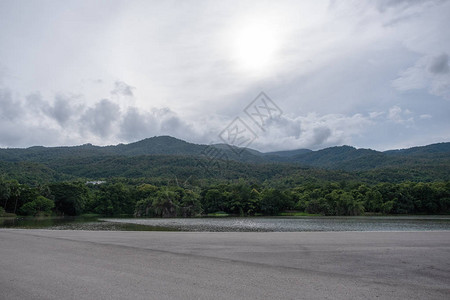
xmin=47 ymin=95 xmax=80 ymax=126
xmin=119 ymin=107 xmax=197 ymax=143
xmin=161 ymin=116 xmax=183 ymax=133
xmin=375 ymin=0 xmax=441 ymax=11
xmin=312 ymin=126 xmax=332 ymax=145
xmin=428 ymin=53 xmax=449 ymax=74
xmin=119 ymin=107 xmax=157 ymax=142
xmin=81 ymin=99 xmax=120 ymax=137
xmin=0 ymin=88 xmax=22 ymax=120
xmin=25 ymin=93 xmax=82 ymax=126
xmin=26 ymin=93 xmax=47 ymax=111
xmin=111 ymin=81 xmax=135 ymax=97
xmin=0 ymin=122 xmax=24 ymax=146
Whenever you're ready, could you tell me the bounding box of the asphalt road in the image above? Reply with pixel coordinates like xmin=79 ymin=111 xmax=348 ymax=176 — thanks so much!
xmin=1 ymin=229 xmax=449 ymax=299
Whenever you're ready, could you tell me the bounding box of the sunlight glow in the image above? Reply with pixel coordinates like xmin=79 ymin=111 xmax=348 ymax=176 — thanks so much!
xmin=231 ymin=21 xmax=280 ymax=73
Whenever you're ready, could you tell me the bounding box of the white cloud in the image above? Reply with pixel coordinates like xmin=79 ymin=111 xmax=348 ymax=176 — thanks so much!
xmin=419 ymin=114 xmax=432 ymax=119
xmin=387 ymin=105 xmax=414 ymax=125
xmin=369 ymin=111 xmax=384 ymax=119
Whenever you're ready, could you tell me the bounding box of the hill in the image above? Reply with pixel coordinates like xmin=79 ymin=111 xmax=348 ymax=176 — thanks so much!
xmin=0 ymin=137 xmax=449 ymax=184
xmin=0 ymin=136 xmax=265 ymax=164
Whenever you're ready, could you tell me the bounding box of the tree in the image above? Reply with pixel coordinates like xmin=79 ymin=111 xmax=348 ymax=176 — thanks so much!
xmin=134 ymin=197 xmax=155 ymax=217
xmin=0 ymin=177 xmax=11 ymax=211
xmin=49 ymin=182 xmax=89 ymax=216
xmin=364 ymin=190 xmax=383 ymax=213
xmin=153 ymin=188 xmax=178 ymax=217
xmin=178 ymin=189 xmax=202 ymax=217
xmin=306 ymin=197 xmax=331 ymax=215
xmin=20 ymin=196 xmax=54 ymax=216
xmin=203 ymin=188 xmax=226 ymax=214
xmin=259 ymin=189 xmax=291 ymax=215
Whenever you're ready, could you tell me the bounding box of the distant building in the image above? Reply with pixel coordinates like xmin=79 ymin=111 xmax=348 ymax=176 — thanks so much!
xmin=85 ymin=180 xmax=106 ymax=185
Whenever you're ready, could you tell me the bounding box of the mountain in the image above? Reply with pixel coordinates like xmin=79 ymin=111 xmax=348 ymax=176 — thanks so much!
xmin=286 ymin=143 xmax=450 ymax=171
xmin=104 ymin=136 xmax=205 ymax=156
xmin=384 ymin=142 xmax=450 ymax=155
xmin=288 ymin=146 xmax=381 ymax=170
xmin=263 ymin=148 xmax=312 ymax=162
xmin=0 ymin=136 xmax=449 ymax=184
xmin=0 ymin=136 xmax=265 ymax=164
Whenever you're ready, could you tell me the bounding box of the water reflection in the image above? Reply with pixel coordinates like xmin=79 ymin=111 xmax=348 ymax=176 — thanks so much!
xmin=1 ymin=215 xmax=449 ymax=232
xmin=0 ymin=216 xmax=177 ymax=231
xmin=104 ymin=216 xmax=450 ymax=232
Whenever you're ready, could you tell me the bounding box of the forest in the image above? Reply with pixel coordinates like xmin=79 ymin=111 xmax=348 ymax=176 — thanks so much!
xmin=1 ymin=177 xmax=449 ymax=217
xmin=1 ymin=137 xmax=449 ymax=217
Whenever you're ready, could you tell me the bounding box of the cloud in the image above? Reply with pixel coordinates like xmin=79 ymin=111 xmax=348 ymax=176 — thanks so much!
xmin=369 ymin=111 xmax=384 ymax=119
xmin=111 ymin=81 xmax=135 ymax=97
xmin=0 ymin=1 xmax=449 ymax=150
xmin=0 ymin=82 xmax=444 ymax=152
xmin=0 ymin=88 xmax=22 ymax=121
xmin=119 ymin=107 xmax=200 ymax=143
xmin=45 ymin=95 xmax=82 ymax=126
xmin=387 ymin=105 xmax=413 ymax=124
xmin=419 ymin=114 xmax=432 ymax=119
xmin=119 ymin=107 xmax=158 ymax=141
xmin=248 ymin=113 xmax=373 ymax=151
xmin=392 ymin=53 xmax=450 ymax=100
xmin=312 ymin=126 xmax=332 ymax=146
xmin=0 ymin=63 xmax=7 ymax=85
xmin=428 ymin=53 xmax=449 ymax=74
xmin=81 ymin=99 xmax=120 ymax=138
xmin=375 ymin=0 xmax=443 ymax=12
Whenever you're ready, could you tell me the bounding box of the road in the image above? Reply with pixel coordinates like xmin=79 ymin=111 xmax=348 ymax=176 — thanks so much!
xmin=1 ymin=229 xmax=449 ymax=299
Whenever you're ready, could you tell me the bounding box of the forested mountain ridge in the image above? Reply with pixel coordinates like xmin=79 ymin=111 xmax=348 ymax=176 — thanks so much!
xmin=1 ymin=138 xmax=449 ymax=217
xmin=1 ymin=136 xmax=448 ymax=168
xmin=0 ymin=136 xmax=265 ymax=163
xmin=0 ymin=136 xmax=450 ymax=162
xmin=288 ymin=143 xmax=450 ymax=171
xmin=0 ymin=137 xmax=449 ymax=184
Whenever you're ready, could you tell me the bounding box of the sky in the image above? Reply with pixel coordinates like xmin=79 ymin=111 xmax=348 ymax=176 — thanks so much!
xmin=0 ymin=0 xmax=449 ymax=152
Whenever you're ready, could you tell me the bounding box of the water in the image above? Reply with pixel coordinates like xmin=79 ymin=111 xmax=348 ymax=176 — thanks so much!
xmin=0 ymin=216 xmax=177 ymax=231
xmin=2 ymin=215 xmax=449 ymax=232
xmin=103 ymin=216 xmax=450 ymax=232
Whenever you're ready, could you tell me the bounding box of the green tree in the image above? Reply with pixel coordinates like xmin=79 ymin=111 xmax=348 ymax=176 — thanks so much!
xmin=306 ymin=197 xmax=331 ymax=215
xmin=134 ymin=197 xmax=155 ymax=217
xmin=259 ymin=188 xmax=291 ymax=215
xmin=20 ymin=196 xmax=54 ymax=216
xmin=49 ymin=182 xmax=89 ymax=216
xmin=0 ymin=177 xmax=11 ymax=211
xmin=178 ymin=189 xmax=202 ymax=217
xmin=92 ymin=183 xmax=133 ymax=215
xmin=364 ymin=190 xmax=383 ymax=213
xmin=203 ymin=188 xmax=226 ymax=214
xmin=153 ymin=188 xmax=178 ymax=217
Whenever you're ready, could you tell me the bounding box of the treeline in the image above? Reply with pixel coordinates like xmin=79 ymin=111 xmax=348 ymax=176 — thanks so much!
xmin=1 ymin=153 xmax=450 ymax=187
xmin=1 ymin=178 xmax=449 ymax=217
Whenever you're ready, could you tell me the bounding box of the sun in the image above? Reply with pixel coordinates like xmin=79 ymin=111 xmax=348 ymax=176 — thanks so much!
xmin=231 ymin=20 xmax=280 ymax=73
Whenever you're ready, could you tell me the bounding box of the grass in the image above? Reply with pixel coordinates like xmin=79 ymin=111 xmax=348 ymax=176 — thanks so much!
xmin=0 ymin=212 xmax=17 ymax=218
xmin=206 ymin=212 xmax=230 ymax=217
xmin=80 ymin=213 xmax=102 ymax=217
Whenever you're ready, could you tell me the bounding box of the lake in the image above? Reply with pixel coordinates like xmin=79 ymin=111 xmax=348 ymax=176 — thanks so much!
xmin=104 ymin=216 xmax=450 ymax=232
xmin=2 ymin=215 xmax=449 ymax=232
xmin=0 ymin=216 xmax=176 ymax=231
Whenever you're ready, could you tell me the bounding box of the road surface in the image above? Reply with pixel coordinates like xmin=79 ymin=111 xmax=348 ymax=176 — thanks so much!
xmin=1 ymin=229 xmax=449 ymax=299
